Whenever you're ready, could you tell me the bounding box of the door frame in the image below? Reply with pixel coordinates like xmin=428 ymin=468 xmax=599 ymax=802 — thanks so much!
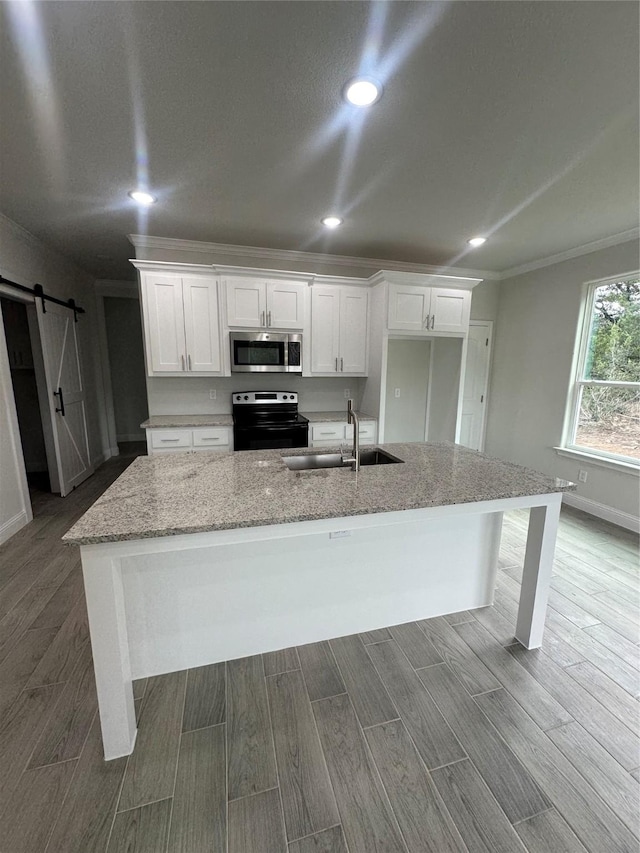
xmin=95 ymin=280 xmax=142 ymax=457
xmin=466 ymin=320 xmax=494 ymax=452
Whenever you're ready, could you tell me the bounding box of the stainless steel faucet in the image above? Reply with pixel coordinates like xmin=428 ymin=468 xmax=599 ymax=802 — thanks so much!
xmin=345 ymin=399 xmax=360 ymax=472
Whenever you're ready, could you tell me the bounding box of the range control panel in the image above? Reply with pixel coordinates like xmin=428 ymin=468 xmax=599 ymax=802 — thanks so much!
xmin=232 ymin=391 xmax=298 ymax=405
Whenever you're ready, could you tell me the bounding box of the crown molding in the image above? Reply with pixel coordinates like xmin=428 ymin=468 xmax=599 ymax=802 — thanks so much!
xmin=498 ymin=228 xmax=640 ymax=280
xmin=128 ymin=229 xmax=639 ymax=285
xmin=128 ymin=234 xmax=499 ymax=281
xmin=369 ymin=269 xmax=482 ymax=288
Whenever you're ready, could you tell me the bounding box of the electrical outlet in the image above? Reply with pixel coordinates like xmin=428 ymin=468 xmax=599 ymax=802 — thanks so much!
xmin=395 ymin=388 xmax=401 ymax=398
xmin=209 ymin=389 xmax=216 ymax=400
xmin=578 ymin=469 xmax=588 ymax=483
xmin=343 ymin=388 xmax=351 ymax=398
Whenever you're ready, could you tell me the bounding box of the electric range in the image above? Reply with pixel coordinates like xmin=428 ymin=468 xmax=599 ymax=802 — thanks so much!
xmin=232 ymin=391 xmax=309 ymax=451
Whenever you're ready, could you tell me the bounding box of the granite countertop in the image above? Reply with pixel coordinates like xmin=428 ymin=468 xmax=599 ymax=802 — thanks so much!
xmin=141 ymin=414 xmax=233 ymax=428
xmin=301 ymin=411 xmax=376 ymax=423
xmin=64 ymin=443 xmax=575 ymax=545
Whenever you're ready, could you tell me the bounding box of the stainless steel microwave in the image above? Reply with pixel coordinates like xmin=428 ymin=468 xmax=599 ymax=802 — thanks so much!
xmin=230 ymin=332 xmax=302 ymax=373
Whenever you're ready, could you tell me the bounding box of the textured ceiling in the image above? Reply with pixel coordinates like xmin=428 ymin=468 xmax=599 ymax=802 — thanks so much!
xmin=1 ymin=1 xmax=638 ymax=281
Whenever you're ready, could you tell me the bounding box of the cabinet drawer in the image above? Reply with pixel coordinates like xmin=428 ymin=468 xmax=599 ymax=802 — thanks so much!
xmin=150 ymin=429 xmax=191 ymax=449
xmin=345 ymin=422 xmax=376 ymax=441
xmin=311 ymin=424 xmax=345 ymax=442
xmin=192 ymin=428 xmax=229 ymax=447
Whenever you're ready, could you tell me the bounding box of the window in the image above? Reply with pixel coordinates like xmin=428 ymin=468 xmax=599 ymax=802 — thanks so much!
xmin=564 ymin=274 xmax=640 ymax=465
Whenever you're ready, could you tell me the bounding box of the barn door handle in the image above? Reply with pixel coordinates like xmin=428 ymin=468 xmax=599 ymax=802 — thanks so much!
xmin=53 ymin=387 xmax=65 ymax=417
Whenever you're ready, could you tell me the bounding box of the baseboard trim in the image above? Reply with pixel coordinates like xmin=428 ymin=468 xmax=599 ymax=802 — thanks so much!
xmin=562 ymin=492 xmax=639 ymax=534
xmin=0 ymin=509 xmax=31 ymax=545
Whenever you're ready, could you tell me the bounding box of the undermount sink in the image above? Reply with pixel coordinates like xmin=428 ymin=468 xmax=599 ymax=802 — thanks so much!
xmin=282 ymin=448 xmax=404 ymax=471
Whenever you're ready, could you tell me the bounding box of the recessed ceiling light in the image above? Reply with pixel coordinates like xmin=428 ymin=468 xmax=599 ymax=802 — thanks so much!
xmin=467 ymin=236 xmax=487 ymax=247
xmin=128 ymin=190 xmax=157 ymax=205
xmin=343 ymin=77 xmax=382 ymax=107
xmin=321 ymin=216 xmax=343 ymax=229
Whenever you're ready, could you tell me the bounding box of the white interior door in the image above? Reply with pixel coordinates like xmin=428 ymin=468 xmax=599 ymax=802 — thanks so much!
xmin=460 ymin=321 xmax=492 ymax=451
xmin=36 ymin=300 xmax=93 ymax=495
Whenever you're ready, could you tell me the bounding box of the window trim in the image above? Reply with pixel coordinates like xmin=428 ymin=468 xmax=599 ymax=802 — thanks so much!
xmin=561 ymin=271 xmax=640 ymax=469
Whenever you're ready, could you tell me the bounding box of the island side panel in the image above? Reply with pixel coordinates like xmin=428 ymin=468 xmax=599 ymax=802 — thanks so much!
xmin=515 ymin=494 xmax=562 ymax=649
xmin=119 ymin=510 xmax=503 ymax=679
xmin=80 ymin=547 xmax=137 ymax=760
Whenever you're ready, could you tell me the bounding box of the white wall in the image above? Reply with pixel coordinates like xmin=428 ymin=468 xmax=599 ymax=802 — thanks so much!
xmin=147 ymin=375 xmax=365 ymax=417
xmin=384 ymin=340 xmax=431 ymax=442
xmin=470 ymin=279 xmax=500 ymax=322
xmin=486 ymin=239 xmax=640 ymax=526
xmin=0 ymin=213 xmax=109 ymax=541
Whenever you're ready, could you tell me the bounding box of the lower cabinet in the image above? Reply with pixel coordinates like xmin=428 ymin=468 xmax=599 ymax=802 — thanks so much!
xmin=146 ymin=426 xmax=232 ymax=455
xmin=308 ymin=420 xmax=376 ymax=448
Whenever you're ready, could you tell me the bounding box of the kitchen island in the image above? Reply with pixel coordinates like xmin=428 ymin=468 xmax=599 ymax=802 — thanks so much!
xmin=64 ymin=443 xmax=573 ymax=759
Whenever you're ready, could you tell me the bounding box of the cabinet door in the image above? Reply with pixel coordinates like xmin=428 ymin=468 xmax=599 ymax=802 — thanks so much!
xmin=310 ymin=287 xmax=340 ymax=374
xmin=387 ymin=284 xmax=430 ymax=331
xmin=339 ymin=287 xmax=368 ymax=374
xmin=266 ymin=281 xmax=306 ymax=329
xmin=225 ymin=278 xmax=265 ymax=327
xmin=182 ymin=277 xmax=222 ymax=373
xmin=142 ymin=273 xmax=187 ymax=373
xmin=430 ymin=288 xmax=471 ymax=334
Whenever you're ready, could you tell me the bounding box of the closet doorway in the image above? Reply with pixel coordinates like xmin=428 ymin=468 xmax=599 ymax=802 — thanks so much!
xmin=1 ymin=296 xmax=51 ymax=495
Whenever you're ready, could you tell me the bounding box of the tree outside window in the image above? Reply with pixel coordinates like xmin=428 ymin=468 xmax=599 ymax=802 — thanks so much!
xmin=569 ymin=276 xmax=640 ymax=463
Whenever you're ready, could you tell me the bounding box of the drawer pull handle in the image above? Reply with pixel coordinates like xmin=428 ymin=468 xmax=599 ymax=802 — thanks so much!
xmin=161 ymin=438 xmax=181 ymax=442
xmin=320 ymin=431 xmax=335 ymax=435
xmin=202 ymin=436 xmax=220 ymax=441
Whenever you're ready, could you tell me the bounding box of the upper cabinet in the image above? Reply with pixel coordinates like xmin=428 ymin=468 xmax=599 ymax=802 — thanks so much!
xmin=139 ymin=269 xmax=223 ymax=376
xmin=388 ymin=284 xmax=471 ymax=334
xmin=225 ymin=277 xmax=306 ymax=329
xmin=310 ymin=285 xmax=368 ymax=376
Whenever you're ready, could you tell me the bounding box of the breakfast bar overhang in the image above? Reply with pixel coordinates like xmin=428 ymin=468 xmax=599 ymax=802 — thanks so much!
xmin=63 ymin=443 xmax=574 ymax=760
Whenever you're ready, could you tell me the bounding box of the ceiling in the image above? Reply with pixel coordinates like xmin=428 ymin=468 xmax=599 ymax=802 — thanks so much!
xmin=1 ymin=1 xmax=638 ymax=282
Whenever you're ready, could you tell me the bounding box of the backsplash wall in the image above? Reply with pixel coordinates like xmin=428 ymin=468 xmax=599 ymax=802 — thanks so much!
xmin=146 ymin=376 xmax=365 ymax=416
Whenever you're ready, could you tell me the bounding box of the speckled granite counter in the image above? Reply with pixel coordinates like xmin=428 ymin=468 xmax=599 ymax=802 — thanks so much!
xmin=141 ymin=414 xmax=233 ymax=428
xmin=64 ymin=443 xmax=573 ymax=545
xmin=301 ymin=410 xmax=376 ymax=422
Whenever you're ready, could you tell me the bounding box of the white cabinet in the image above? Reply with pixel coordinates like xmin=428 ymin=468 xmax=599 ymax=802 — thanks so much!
xmin=310 ymin=286 xmax=368 ymax=375
xmin=308 ymin=420 xmax=376 ymax=448
xmin=140 ymin=271 xmax=223 ymax=375
xmin=225 ymin=277 xmax=306 ymax=329
xmin=388 ymin=284 xmax=471 ymax=334
xmin=146 ymin=426 xmax=232 ymax=455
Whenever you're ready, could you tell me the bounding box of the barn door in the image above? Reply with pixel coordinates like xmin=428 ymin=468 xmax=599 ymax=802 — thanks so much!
xmin=36 ymin=299 xmax=93 ymax=495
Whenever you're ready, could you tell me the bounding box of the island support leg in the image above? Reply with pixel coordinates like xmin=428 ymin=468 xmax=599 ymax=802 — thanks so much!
xmin=81 ymin=549 xmax=137 ymax=760
xmin=515 ymin=495 xmax=562 ymax=649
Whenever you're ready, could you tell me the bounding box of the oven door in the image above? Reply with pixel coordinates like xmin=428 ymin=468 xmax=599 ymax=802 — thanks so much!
xmin=233 ymin=421 xmax=309 ymax=451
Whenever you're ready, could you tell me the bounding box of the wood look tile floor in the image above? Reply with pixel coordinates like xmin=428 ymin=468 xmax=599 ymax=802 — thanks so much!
xmin=0 ymin=451 xmax=638 ymax=852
